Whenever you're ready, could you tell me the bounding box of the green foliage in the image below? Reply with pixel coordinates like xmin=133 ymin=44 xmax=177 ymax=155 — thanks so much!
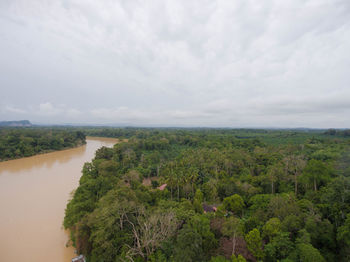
xmin=148 ymin=250 xmax=167 ymax=262
xmin=194 ymin=189 xmax=204 ymax=213
xmin=248 ymin=194 xmax=271 ymax=213
xmin=194 ymin=188 xmax=204 ymax=202
xmin=301 ymin=159 xmax=331 ymax=191
xmin=264 ymin=232 xmax=293 ymax=261
xmin=231 ymin=254 xmax=246 ymax=262
xmin=209 ymin=254 xmax=246 ymax=262
xmin=187 ymin=214 xmax=218 ymax=256
xmin=267 ymin=194 xmax=300 ymax=221
xmin=262 ymin=217 xmax=281 ymax=241
xmin=0 ymin=127 xmax=86 ymax=161
xmin=173 ymin=224 xmax=205 ymax=262
xmin=60 ymin=128 xmax=350 ymax=261
xmin=245 ymin=228 xmax=264 ymax=261
xmin=210 ymin=255 xmax=229 ymax=262
xmin=222 ymin=216 xmax=245 ymax=256
xmin=337 ymin=214 xmax=350 ymax=261
xmin=87 ymin=187 xmax=139 ymax=261
xmin=281 ymin=215 xmax=302 ymax=238
xmin=337 ymin=214 xmax=350 ymax=246
xmin=295 ymin=243 xmax=325 ymax=262
xmin=222 ymin=217 xmax=244 ymax=239
xmin=296 ymin=229 xmax=312 ymax=244
xmin=222 ymin=194 xmax=245 ymax=216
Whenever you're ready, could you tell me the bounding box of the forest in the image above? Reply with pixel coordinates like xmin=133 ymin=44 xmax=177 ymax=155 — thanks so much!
xmin=0 ymin=127 xmax=86 ymax=161
xmin=63 ymin=128 xmax=350 ymax=262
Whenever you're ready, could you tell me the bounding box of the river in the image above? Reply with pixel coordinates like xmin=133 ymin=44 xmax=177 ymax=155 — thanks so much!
xmin=0 ymin=137 xmax=119 ymax=262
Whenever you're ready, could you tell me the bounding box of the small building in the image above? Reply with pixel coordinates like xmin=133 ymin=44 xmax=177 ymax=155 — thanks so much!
xmin=72 ymin=255 xmax=86 ymax=262
xmin=203 ymin=204 xmax=217 ymax=213
xmin=157 ymin=183 xmax=167 ymax=191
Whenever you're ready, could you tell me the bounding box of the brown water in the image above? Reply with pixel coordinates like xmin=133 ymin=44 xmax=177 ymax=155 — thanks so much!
xmin=0 ymin=137 xmax=118 ymax=262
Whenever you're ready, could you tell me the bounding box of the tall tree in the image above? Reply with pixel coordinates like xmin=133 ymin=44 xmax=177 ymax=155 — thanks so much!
xmin=245 ymin=228 xmax=264 ymax=261
xmin=302 ymin=159 xmax=331 ymax=192
xmin=266 ymin=163 xmax=283 ymax=194
xmin=222 ymin=194 xmax=245 ymax=217
xmin=284 ymin=154 xmax=306 ymax=195
xmin=222 ymin=217 xmax=244 ymax=256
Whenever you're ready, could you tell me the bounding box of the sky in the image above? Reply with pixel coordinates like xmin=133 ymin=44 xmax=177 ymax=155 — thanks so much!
xmin=1 ymin=0 xmax=350 ymax=128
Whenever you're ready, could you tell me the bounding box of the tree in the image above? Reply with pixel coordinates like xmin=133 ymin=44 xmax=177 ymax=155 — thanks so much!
xmin=268 ymin=194 xmax=300 ymax=221
xmin=87 ymin=187 xmax=139 ymax=261
xmin=222 ymin=194 xmax=245 ymax=217
xmin=337 ymin=214 xmax=350 ymax=246
xmin=194 ymin=188 xmax=204 ymax=202
xmin=245 ymin=228 xmax=264 ymax=261
xmin=202 ymin=179 xmax=219 ymax=202
xmin=210 ymin=256 xmax=228 ymax=262
xmin=262 ymin=217 xmax=281 ymax=241
xmin=173 ymin=224 xmax=204 ymax=262
xmin=264 ymin=232 xmax=293 ymax=262
xmin=305 ymin=216 xmax=335 ymax=253
xmin=301 ymin=159 xmax=331 ymax=191
xmin=281 ymin=215 xmax=302 ymax=237
xmin=288 ymin=228 xmax=326 ymax=262
xmin=222 ymin=217 xmax=244 ymax=256
xmin=231 ymin=254 xmax=246 ymax=262
xmin=148 ymin=250 xmax=167 ymax=262
xmin=188 ymin=214 xmax=218 ymax=257
xmin=266 ymin=163 xmax=283 ymax=194
xmin=320 ymin=177 xmax=350 ymax=226
xmin=337 ymin=213 xmax=350 ymax=259
xmin=284 ymin=154 xmax=306 ymax=195
xmin=296 ymin=243 xmax=325 ymax=262
xmin=193 ymin=189 xmax=204 ymax=213
xmin=127 ymin=210 xmax=179 ymax=259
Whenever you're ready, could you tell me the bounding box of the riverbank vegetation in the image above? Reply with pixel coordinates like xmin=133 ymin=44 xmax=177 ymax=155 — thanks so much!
xmin=64 ymin=128 xmax=350 ymax=261
xmin=0 ymin=128 xmax=86 ymax=161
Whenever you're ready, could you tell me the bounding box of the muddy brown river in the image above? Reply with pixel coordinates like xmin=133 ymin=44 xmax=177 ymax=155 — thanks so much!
xmin=0 ymin=137 xmax=118 ymax=262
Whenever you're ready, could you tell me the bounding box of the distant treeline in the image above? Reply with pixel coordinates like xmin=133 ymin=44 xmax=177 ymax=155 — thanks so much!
xmin=0 ymin=128 xmax=86 ymax=161
xmin=83 ymin=127 xmax=333 ymax=145
xmin=324 ymin=129 xmax=350 ymax=137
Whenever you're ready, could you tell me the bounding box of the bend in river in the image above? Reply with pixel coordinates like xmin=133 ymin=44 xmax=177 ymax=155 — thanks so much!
xmin=0 ymin=137 xmax=118 ymax=262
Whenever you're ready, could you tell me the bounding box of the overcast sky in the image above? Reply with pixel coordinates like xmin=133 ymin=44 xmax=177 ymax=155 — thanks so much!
xmin=1 ymin=0 xmax=350 ymax=128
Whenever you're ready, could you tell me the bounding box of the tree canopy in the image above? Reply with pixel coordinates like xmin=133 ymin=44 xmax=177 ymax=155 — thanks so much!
xmin=62 ymin=127 xmax=350 ymax=261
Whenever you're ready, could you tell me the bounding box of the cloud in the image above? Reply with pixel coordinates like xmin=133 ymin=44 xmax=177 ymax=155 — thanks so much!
xmin=66 ymin=108 xmax=82 ymax=117
xmin=36 ymin=103 xmax=83 ymax=119
xmin=4 ymin=106 xmax=26 ymax=114
xmin=38 ymin=102 xmax=60 ymax=115
xmin=250 ymin=94 xmax=350 ymax=115
xmin=90 ymin=107 xmax=151 ymax=122
xmin=90 ymin=107 xmax=220 ymax=126
xmin=0 ymin=0 xmax=350 ymax=127
xmin=1 ymin=103 xmax=82 ymax=121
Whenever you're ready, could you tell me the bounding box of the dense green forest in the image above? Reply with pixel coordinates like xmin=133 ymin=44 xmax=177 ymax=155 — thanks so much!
xmin=64 ymin=128 xmax=350 ymax=262
xmin=0 ymin=128 xmax=86 ymax=161
xmin=82 ymin=127 xmax=334 ymax=145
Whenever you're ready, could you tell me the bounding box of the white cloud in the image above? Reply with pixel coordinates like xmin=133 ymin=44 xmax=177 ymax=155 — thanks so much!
xmin=38 ymin=102 xmax=60 ymax=115
xmin=66 ymin=108 xmax=82 ymax=118
xmin=4 ymin=106 xmax=26 ymax=114
xmin=1 ymin=103 xmax=83 ymax=122
xmin=90 ymin=107 xmax=150 ymax=122
xmin=0 ymin=0 xmax=350 ymax=127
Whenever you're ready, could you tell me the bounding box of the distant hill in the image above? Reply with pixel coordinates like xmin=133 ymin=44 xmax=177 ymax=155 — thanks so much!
xmin=0 ymin=120 xmax=32 ymax=127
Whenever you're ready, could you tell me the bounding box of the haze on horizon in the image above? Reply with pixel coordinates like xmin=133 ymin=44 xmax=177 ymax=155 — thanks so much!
xmin=1 ymin=0 xmax=350 ymax=128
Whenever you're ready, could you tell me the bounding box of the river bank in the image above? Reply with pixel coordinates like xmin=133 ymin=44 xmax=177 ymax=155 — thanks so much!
xmin=0 ymin=137 xmax=118 ymax=262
